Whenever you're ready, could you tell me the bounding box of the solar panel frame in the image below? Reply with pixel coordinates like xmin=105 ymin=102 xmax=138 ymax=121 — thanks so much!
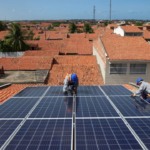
xmin=29 ymin=96 xmax=73 ymax=118
xmin=127 ymin=118 xmax=150 ymax=149
xmin=5 ymin=119 xmax=72 ymax=150
xmin=0 ymin=98 xmax=39 ymax=118
xmin=101 ymin=85 xmax=132 ymax=96
xmin=76 ymin=96 xmax=119 ymax=117
xmin=14 ymin=86 xmax=49 ymax=97
xmin=110 ymin=96 xmax=150 ymax=116
xmin=0 ymin=120 xmax=21 ymax=147
xmin=76 ymin=118 xmax=142 ymax=150
xmin=1 ymin=85 xmax=150 ymax=150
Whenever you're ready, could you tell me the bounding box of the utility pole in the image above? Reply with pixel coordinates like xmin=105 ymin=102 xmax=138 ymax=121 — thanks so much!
xmin=110 ymin=0 xmax=111 ymax=21
xmin=93 ymin=5 xmax=96 ymax=21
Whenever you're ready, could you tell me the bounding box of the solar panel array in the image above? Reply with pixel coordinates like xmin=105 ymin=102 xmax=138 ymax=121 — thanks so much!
xmin=0 ymin=85 xmax=150 ymax=150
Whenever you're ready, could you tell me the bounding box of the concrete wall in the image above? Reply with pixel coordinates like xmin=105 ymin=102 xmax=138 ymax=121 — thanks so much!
xmin=93 ymin=47 xmax=106 ymax=82
xmin=93 ymin=38 xmax=108 ymax=83
xmin=105 ymin=61 xmax=150 ymax=84
xmin=0 ymin=52 xmax=24 ymax=58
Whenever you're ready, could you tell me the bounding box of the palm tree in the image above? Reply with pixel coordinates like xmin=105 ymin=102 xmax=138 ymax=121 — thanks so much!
xmin=5 ymin=23 xmax=29 ymax=51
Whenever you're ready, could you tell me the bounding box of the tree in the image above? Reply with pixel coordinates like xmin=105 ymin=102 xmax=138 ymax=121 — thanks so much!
xmin=83 ymin=23 xmax=93 ymax=33
xmin=0 ymin=21 xmax=7 ymax=31
xmin=4 ymin=23 xmax=29 ymax=51
xmin=69 ymin=23 xmax=77 ymax=33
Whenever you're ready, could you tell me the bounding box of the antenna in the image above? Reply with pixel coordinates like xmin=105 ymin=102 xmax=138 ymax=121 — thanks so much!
xmin=93 ymin=5 xmax=95 ymax=21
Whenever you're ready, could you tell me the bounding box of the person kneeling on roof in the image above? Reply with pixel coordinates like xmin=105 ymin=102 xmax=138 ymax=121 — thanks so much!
xmin=131 ymin=77 xmax=150 ymax=102
xmin=63 ymin=73 xmax=79 ymax=95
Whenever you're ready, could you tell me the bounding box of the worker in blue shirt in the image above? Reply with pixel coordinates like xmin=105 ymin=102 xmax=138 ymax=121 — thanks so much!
xmin=63 ymin=73 xmax=79 ymax=95
xmin=131 ymin=77 xmax=150 ymax=102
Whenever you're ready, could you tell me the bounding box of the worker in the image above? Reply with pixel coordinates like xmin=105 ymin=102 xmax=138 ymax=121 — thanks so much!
xmin=63 ymin=73 xmax=79 ymax=95
xmin=131 ymin=77 xmax=150 ymax=102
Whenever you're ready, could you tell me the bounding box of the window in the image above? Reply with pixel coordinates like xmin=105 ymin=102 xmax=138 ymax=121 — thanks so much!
xmin=110 ymin=64 xmax=127 ymax=74
xmin=130 ymin=64 xmax=146 ymax=74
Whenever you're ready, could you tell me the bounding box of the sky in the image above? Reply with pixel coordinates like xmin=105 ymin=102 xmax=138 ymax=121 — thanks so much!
xmin=0 ymin=0 xmax=150 ymax=21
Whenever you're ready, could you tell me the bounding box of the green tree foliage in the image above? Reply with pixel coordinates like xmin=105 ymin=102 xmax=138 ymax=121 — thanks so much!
xmin=0 ymin=21 xmax=7 ymax=31
xmin=26 ymin=30 xmax=34 ymax=40
xmin=135 ymin=21 xmax=143 ymax=26
xmin=69 ymin=23 xmax=77 ymax=33
xmin=3 ymin=23 xmax=29 ymax=51
xmin=47 ymin=24 xmax=53 ymax=30
xmin=83 ymin=23 xmax=93 ymax=33
xmin=52 ymin=22 xmax=61 ymax=27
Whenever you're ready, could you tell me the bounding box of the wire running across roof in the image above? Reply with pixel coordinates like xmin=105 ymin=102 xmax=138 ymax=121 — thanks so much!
xmin=0 ymin=85 xmax=150 ymax=149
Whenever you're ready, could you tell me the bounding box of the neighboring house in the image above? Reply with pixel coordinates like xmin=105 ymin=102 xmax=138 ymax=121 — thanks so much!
xmin=143 ymin=30 xmax=150 ymax=43
xmin=114 ymin=25 xmax=143 ymax=36
xmin=93 ymin=29 xmax=150 ymax=84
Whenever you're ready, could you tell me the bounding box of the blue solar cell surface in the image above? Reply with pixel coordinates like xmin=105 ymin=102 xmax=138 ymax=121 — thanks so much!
xmin=14 ymin=86 xmax=48 ymax=97
xmin=77 ymin=86 xmax=104 ymax=96
xmin=45 ymin=86 xmax=104 ymax=96
xmin=76 ymin=119 xmax=142 ymax=150
xmin=1 ymin=85 xmax=150 ymax=150
xmin=101 ymin=85 xmax=132 ymax=95
xmin=110 ymin=96 xmax=150 ymax=116
xmin=76 ymin=97 xmax=119 ymax=117
xmin=0 ymin=98 xmax=39 ymax=118
xmin=45 ymin=86 xmax=65 ymax=96
xmin=29 ymin=97 xmax=73 ymax=118
xmin=5 ymin=119 xmax=72 ymax=150
xmin=0 ymin=120 xmax=21 ymax=147
xmin=127 ymin=118 xmax=150 ymax=149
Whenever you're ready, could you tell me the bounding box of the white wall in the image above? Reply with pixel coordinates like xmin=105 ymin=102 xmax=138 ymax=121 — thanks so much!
xmin=114 ymin=26 xmax=125 ymax=36
xmin=105 ymin=61 xmax=150 ymax=84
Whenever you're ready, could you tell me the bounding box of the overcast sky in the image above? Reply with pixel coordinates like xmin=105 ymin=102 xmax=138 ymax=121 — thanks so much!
xmin=0 ymin=0 xmax=150 ymax=20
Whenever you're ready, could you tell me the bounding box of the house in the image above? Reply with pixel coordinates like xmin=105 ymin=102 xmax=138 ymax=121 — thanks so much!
xmin=93 ymin=28 xmax=150 ymax=84
xmin=114 ymin=25 xmax=143 ymax=36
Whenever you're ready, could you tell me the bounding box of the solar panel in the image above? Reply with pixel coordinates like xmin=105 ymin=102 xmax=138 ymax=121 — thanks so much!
xmin=29 ymin=97 xmax=73 ymax=118
xmin=0 ymin=120 xmax=21 ymax=147
xmin=77 ymin=86 xmax=104 ymax=96
xmin=5 ymin=119 xmax=72 ymax=150
xmin=0 ymin=98 xmax=39 ymax=118
xmin=14 ymin=86 xmax=48 ymax=97
xmin=110 ymin=96 xmax=150 ymax=116
xmin=1 ymin=85 xmax=150 ymax=150
xmin=101 ymin=85 xmax=132 ymax=95
xmin=127 ymin=118 xmax=150 ymax=149
xmin=45 ymin=86 xmax=65 ymax=96
xmin=76 ymin=97 xmax=119 ymax=117
xmin=76 ymin=118 xmax=142 ymax=150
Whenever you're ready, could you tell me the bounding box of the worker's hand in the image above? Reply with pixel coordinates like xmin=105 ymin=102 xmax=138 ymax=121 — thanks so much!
xmin=131 ymin=93 xmax=136 ymax=97
xmin=147 ymin=94 xmax=150 ymax=97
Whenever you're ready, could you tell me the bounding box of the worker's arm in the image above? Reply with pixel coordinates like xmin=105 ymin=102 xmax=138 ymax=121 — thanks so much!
xmin=131 ymin=83 xmax=145 ymax=97
xmin=63 ymin=77 xmax=69 ymax=93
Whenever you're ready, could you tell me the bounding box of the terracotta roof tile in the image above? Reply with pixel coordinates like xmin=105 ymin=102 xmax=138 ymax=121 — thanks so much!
xmin=0 ymin=84 xmax=45 ymax=103
xmin=100 ymin=34 xmax=150 ymax=61
xmin=0 ymin=56 xmax=53 ymax=70
xmin=0 ymin=31 xmax=8 ymax=40
xmin=143 ymin=30 xmax=150 ymax=39
xmin=121 ymin=26 xmax=143 ymax=33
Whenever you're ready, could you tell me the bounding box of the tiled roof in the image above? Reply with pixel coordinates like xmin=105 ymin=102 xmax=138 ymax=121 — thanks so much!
xmin=143 ymin=30 xmax=150 ymax=39
xmin=0 ymin=84 xmax=45 ymax=103
xmin=121 ymin=26 xmax=143 ymax=33
xmin=54 ymin=56 xmax=97 ymax=64
xmin=0 ymin=56 xmax=53 ymax=70
xmin=47 ymin=64 xmax=103 ymax=86
xmin=47 ymin=55 xmax=103 ymax=85
xmin=100 ymin=33 xmax=150 ymax=61
xmin=24 ymin=50 xmax=58 ymax=56
xmin=0 ymin=31 xmax=8 ymax=40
